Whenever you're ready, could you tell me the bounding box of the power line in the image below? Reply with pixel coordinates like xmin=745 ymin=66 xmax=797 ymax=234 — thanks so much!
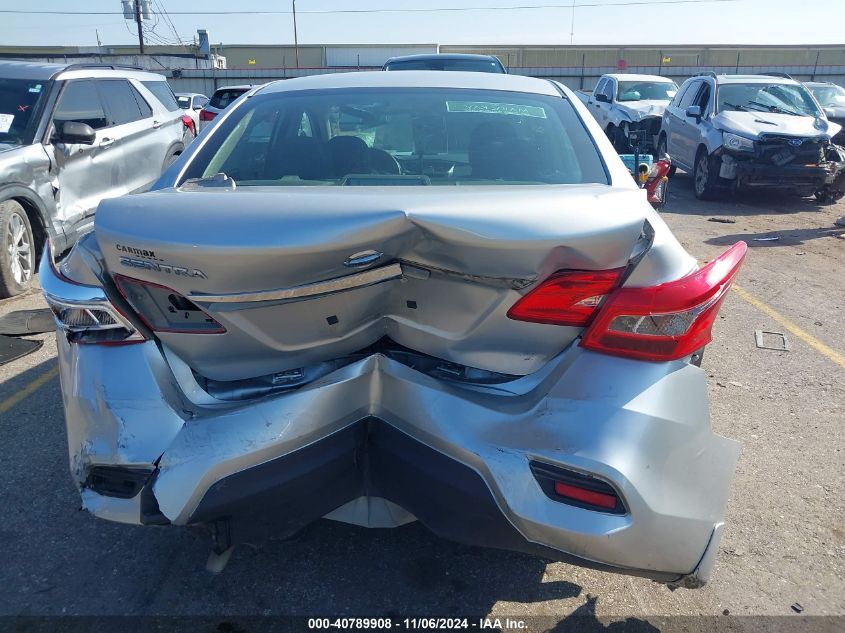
xmin=0 ymin=1 xmax=752 ymax=17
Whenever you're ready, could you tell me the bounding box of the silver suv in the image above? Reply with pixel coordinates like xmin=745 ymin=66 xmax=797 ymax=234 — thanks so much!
xmin=658 ymin=73 xmax=843 ymax=199
xmin=0 ymin=61 xmax=191 ymax=297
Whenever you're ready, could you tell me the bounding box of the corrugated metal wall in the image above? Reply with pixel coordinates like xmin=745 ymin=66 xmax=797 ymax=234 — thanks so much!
xmin=325 ymin=46 xmax=437 ymax=67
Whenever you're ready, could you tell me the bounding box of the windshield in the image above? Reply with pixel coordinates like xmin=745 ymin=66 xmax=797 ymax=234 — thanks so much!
xmin=0 ymin=78 xmax=47 ymax=145
xmin=809 ymin=84 xmax=845 ymax=108
xmin=717 ymin=82 xmax=822 ymax=117
xmin=616 ymin=81 xmax=678 ymax=102
xmin=181 ymin=88 xmax=608 ymax=187
xmin=385 ymin=59 xmax=504 ymax=73
xmin=177 ymin=95 xmax=191 ymax=109
xmin=209 ymin=89 xmax=248 ymax=109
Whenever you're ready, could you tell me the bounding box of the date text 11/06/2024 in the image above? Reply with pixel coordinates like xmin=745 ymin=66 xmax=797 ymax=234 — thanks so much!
xmin=307 ymin=618 xmax=528 ymax=629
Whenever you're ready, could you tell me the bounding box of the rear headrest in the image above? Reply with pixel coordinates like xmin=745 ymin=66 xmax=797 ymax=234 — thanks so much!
xmin=265 ymin=136 xmax=331 ymax=181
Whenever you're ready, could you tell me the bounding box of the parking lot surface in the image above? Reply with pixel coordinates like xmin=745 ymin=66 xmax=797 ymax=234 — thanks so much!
xmin=0 ymin=173 xmax=843 ymax=629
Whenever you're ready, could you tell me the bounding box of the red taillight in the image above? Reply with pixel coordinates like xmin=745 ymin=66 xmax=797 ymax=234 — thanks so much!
xmin=199 ymin=108 xmax=216 ymax=122
xmin=113 ymin=274 xmax=225 ymax=334
xmin=553 ymin=481 xmax=618 ymax=510
xmin=581 ymin=242 xmax=747 ymax=361
xmin=507 ymin=268 xmax=625 ymax=327
xmin=180 ymin=114 xmax=195 ymax=134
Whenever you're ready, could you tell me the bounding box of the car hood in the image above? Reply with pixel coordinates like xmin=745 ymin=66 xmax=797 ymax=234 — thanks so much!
xmin=713 ymin=111 xmax=841 ymax=140
xmin=616 ymin=100 xmax=670 ymax=120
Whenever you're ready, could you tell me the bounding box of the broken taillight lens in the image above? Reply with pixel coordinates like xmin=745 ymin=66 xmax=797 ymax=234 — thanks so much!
xmin=506 ymin=268 xmax=625 ymax=327
xmin=46 ymin=297 xmax=146 ymax=345
xmin=113 ymin=275 xmax=225 ymax=334
xmin=581 ymin=242 xmax=747 ymax=361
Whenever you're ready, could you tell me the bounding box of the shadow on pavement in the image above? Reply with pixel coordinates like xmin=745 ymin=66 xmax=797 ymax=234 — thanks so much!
xmin=666 ymin=173 xmax=835 ymax=216
xmin=706 ymin=226 xmax=845 ymax=247
xmin=551 ymin=594 xmax=660 ymax=632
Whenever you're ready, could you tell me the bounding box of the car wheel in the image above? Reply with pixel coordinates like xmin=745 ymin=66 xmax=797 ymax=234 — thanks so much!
xmin=0 ymin=200 xmax=35 ymax=298
xmin=657 ymin=136 xmax=677 ymax=177
xmin=613 ymin=124 xmax=630 ymax=152
xmin=693 ymin=149 xmax=718 ymax=200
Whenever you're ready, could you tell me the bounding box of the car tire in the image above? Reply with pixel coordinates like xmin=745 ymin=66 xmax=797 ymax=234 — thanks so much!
xmin=693 ymin=149 xmax=718 ymax=200
xmin=0 ymin=199 xmax=35 ymax=298
xmin=613 ymin=124 xmax=630 ymax=153
xmin=657 ymin=136 xmax=677 ymax=177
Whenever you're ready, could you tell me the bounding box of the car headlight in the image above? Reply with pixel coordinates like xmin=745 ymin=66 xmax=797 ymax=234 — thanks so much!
xmin=723 ymin=132 xmax=755 ymax=152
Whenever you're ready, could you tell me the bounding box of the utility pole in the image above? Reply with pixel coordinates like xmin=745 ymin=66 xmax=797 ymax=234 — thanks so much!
xmin=292 ymin=0 xmax=300 ymax=69
xmin=134 ymin=0 xmax=145 ymax=54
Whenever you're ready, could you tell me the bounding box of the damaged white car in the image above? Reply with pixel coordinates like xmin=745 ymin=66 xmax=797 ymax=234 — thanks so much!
xmin=43 ymin=71 xmax=746 ymax=588
xmin=577 ymin=73 xmax=678 ymax=152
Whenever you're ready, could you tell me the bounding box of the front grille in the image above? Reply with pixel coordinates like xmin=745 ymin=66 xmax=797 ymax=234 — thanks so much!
xmin=635 ymin=116 xmax=662 ymax=137
xmin=757 ymin=135 xmax=824 ymax=166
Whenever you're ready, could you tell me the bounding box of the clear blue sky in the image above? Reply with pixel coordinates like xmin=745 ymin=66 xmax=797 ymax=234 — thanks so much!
xmin=1 ymin=0 xmax=843 ymax=47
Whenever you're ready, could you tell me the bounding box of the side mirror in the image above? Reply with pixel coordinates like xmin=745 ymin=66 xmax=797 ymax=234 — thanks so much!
xmin=194 ymin=105 xmax=203 ymax=111
xmin=685 ymin=105 xmax=703 ymax=121
xmin=595 ymin=93 xmax=610 ymax=104
xmin=53 ymin=121 xmax=96 ymax=145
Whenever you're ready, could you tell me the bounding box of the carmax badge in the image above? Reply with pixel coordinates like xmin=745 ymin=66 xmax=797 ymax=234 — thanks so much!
xmin=119 ymin=256 xmax=207 ymax=279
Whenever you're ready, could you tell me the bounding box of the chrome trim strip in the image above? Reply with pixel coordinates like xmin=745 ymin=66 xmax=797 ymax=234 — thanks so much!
xmin=188 ymin=262 xmax=404 ymax=304
xmin=38 ymin=246 xmax=110 ymax=305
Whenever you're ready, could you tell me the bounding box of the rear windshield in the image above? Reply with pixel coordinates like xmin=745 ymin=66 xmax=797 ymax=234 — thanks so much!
xmin=141 ymin=80 xmax=179 ymax=111
xmin=0 ymin=78 xmax=47 ymax=144
xmin=182 ymin=88 xmax=608 ymax=187
xmin=209 ymin=88 xmax=248 ymax=109
xmin=177 ymin=95 xmax=191 ymax=109
xmin=385 ymin=59 xmax=504 ymax=73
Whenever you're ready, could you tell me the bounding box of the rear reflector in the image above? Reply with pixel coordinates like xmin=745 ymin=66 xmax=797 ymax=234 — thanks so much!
xmin=199 ymin=108 xmax=216 ymax=122
xmin=507 ymin=268 xmax=625 ymax=327
xmin=530 ymin=461 xmax=626 ymax=514
xmin=581 ymin=242 xmax=747 ymax=362
xmin=554 ymin=481 xmax=618 ymax=510
xmin=113 ymin=274 xmax=225 ymax=334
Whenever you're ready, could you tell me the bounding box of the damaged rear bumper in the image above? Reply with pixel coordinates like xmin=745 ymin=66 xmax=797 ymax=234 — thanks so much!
xmin=58 ymin=336 xmax=739 ymax=588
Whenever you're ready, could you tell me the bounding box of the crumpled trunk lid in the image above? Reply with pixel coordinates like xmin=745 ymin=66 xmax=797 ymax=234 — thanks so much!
xmin=95 ymin=185 xmax=648 ymax=381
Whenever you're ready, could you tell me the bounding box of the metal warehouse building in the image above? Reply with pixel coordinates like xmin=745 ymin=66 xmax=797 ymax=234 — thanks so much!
xmin=2 ymin=43 xmax=844 ymax=94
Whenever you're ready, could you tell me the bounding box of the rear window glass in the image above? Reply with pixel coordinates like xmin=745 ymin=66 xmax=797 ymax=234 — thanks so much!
xmin=209 ymin=88 xmax=248 ymax=109
xmin=385 ymin=59 xmax=504 ymax=73
xmin=177 ymin=95 xmax=191 ymax=109
xmin=181 ymin=88 xmax=608 ymax=187
xmin=141 ymin=80 xmax=179 ymax=111
xmin=98 ymin=79 xmax=151 ymax=125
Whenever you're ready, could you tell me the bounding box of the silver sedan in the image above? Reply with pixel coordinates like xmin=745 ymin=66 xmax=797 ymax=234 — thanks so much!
xmin=43 ymin=70 xmax=746 ymax=588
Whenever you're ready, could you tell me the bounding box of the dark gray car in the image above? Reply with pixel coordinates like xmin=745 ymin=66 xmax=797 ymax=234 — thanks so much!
xmin=0 ymin=61 xmax=191 ymax=297
xmin=383 ymin=54 xmax=506 ymax=73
